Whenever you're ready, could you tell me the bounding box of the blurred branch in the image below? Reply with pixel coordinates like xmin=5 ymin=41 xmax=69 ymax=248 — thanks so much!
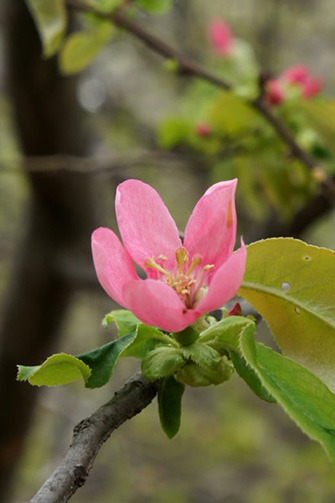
xmin=65 ymin=0 xmax=333 ymax=191
xmin=29 ymin=372 xmax=158 ymax=503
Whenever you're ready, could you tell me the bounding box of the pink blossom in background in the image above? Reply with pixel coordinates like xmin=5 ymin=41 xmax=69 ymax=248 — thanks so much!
xmin=195 ymin=123 xmax=212 ymax=137
xmin=281 ymin=64 xmax=310 ymax=84
xmin=266 ymin=64 xmax=323 ymax=105
xmin=92 ymin=179 xmax=246 ymax=333
xmin=209 ymin=20 xmax=234 ymax=56
xmin=302 ymin=77 xmax=323 ymax=98
xmin=266 ymin=79 xmax=285 ymax=105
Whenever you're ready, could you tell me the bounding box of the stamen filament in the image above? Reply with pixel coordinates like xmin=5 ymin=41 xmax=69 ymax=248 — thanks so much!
xmin=145 ymin=257 xmax=174 ymax=284
xmin=186 ymin=256 xmax=202 ymax=276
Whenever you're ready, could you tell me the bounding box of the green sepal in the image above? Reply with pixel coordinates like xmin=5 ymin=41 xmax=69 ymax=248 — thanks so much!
xmin=141 ymin=347 xmax=184 ymax=381
xmin=17 ymin=353 xmax=91 ymax=387
xmin=181 ymin=343 xmax=221 ymax=370
xmin=176 ymin=358 xmax=233 ymax=388
xmin=76 ymin=332 xmax=136 ymax=388
xmin=121 ymin=324 xmax=167 ymax=359
xmin=158 ymin=376 xmax=185 ymax=439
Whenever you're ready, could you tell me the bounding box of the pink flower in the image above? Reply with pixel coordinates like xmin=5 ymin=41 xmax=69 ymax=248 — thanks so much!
xmin=266 ymin=64 xmax=323 ymax=105
xmin=266 ymin=79 xmax=285 ymax=105
xmin=92 ymin=179 xmax=246 ymax=333
xmin=281 ymin=64 xmax=309 ymax=85
xmin=195 ymin=123 xmax=212 ymax=137
xmin=209 ymin=20 xmax=234 ymax=57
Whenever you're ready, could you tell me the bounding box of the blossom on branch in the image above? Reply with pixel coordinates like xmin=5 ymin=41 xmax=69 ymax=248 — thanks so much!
xmin=266 ymin=64 xmax=323 ymax=105
xmin=208 ymin=20 xmax=234 ymax=57
xmin=92 ymin=179 xmax=246 ymax=333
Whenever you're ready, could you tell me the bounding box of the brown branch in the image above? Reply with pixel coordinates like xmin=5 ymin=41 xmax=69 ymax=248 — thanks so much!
xmin=29 ymin=372 xmax=158 ymax=503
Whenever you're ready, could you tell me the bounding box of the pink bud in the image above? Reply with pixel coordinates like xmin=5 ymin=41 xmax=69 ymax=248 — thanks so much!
xmin=196 ymin=123 xmax=211 ymax=137
xmin=227 ymin=302 xmax=242 ymax=317
xmin=281 ymin=64 xmax=309 ymax=85
xmin=265 ymin=79 xmax=284 ymax=106
xmin=302 ymin=77 xmax=323 ymax=98
xmin=209 ymin=20 xmax=234 ymax=57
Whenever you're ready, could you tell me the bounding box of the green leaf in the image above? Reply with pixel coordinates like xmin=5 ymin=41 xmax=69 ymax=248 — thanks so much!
xmin=301 ymin=99 xmax=335 ymax=154
xmin=141 ymin=347 xmax=185 ymax=381
xmin=247 ymin=343 xmax=335 ymax=464
xmin=158 ymin=376 xmax=185 ymax=438
xmin=104 ymin=309 xmax=140 ymax=335
xmin=135 ymin=0 xmax=173 ymax=13
xmin=209 ymin=91 xmax=259 ymax=136
xmin=121 ymin=324 xmax=167 ymax=359
xmin=200 ymin=317 xmax=274 ymax=401
xmin=202 ymin=316 xmax=335 ymax=461
xmin=239 ymin=238 xmax=335 ymax=392
xmin=157 ymin=117 xmax=192 ymax=149
xmin=76 ymin=332 xmax=136 ymax=388
xmin=59 ymin=21 xmax=113 ymax=74
xmin=87 ymin=0 xmax=123 ymax=13
xmin=230 ymin=351 xmax=276 ymax=403
xmin=26 ymin=0 xmax=67 ymax=57
xmin=17 ymin=353 xmax=91 ymax=386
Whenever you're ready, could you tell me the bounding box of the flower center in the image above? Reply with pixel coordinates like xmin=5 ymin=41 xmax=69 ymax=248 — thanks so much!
xmin=145 ymin=247 xmax=214 ymax=309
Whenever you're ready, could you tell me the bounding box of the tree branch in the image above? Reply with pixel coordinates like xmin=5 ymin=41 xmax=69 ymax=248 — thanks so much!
xmin=29 ymin=372 xmax=158 ymax=503
xmin=64 ymin=1 xmax=323 ymax=169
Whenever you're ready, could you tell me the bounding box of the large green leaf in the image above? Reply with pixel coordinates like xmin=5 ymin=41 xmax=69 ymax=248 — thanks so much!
xmin=17 ymin=353 xmax=91 ymax=386
xmin=201 ymin=316 xmax=335 ymax=462
xmin=59 ymin=21 xmax=113 ymax=74
xmin=26 ymin=0 xmax=67 ymax=57
xmin=239 ymin=238 xmax=335 ymax=392
xmin=243 ymin=329 xmax=335 ymax=464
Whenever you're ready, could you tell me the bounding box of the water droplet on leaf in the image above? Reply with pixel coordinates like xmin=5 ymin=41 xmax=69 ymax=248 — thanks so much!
xmin=281 ymin=282 xmax=290 ymax=291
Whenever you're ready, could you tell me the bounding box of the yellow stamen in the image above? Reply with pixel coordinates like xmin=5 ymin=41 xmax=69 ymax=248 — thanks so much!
xmin=175 ymin=247 xmax=189 ymax=274
xmin=203 ymin=264 xmax=214 ymax=272
xmin=185 ymin=256 xmax=202 ymax=276
xmin=145 ymin=257 xmax=174 ymax=284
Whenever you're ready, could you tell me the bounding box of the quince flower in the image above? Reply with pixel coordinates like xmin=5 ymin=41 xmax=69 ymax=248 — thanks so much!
xmin=266 ymin=64 xmax=323 ymax=105
xmin=92 ymin=179 xmax=246 ymax=333
xmin=209 ymin=20 xmax=234 ymax=57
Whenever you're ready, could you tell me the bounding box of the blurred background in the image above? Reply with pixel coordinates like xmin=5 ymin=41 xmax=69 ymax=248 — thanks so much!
xmin=1 ymin=0 xmax=335 ymax=501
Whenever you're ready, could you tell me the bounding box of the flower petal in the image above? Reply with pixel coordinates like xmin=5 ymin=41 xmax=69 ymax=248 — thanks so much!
xmin=91 ymin=227 xmax=138 ymax=307
xmin=184 ymin=180 xmax=238 ymax=268
xmin=115 ymin=179 xmax=181 ymax=270
xmin=123 ymin=279 xmax=201 ymax=332
xmin=197 ymin=239 xmax=247 ymax=313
